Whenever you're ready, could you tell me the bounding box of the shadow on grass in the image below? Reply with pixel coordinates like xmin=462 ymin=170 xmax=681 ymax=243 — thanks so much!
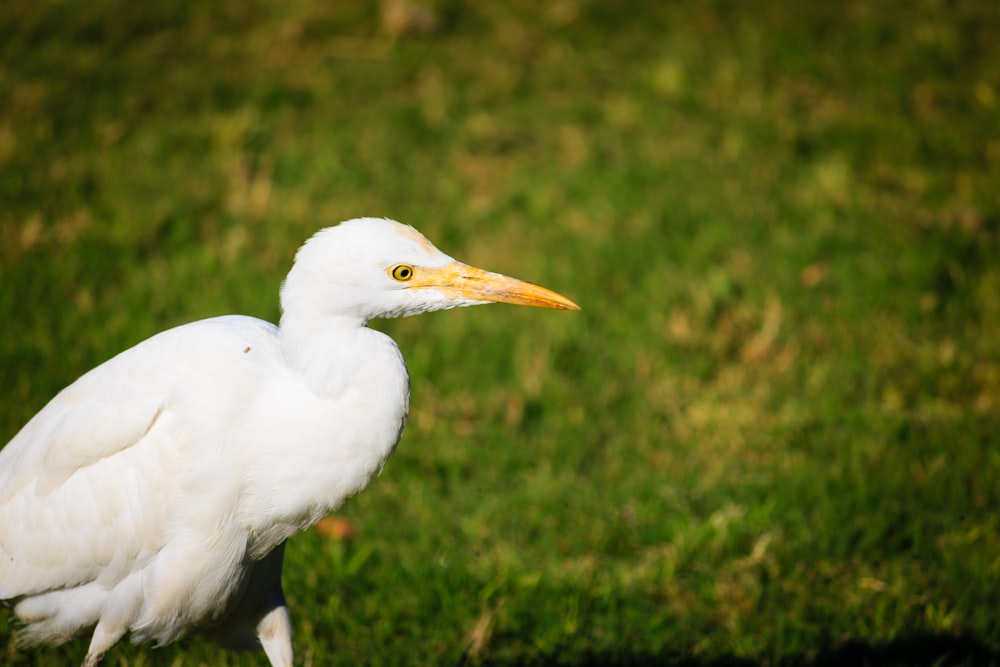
xmin=482 ymin=633 xmax=1000 ymax=667
xmin=799 ymin=634 xmax=1000 ymax=667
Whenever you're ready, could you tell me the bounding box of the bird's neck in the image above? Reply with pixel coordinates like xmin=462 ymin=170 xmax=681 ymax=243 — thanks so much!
xmin=278 ymin=310 xmax=371 ymax=396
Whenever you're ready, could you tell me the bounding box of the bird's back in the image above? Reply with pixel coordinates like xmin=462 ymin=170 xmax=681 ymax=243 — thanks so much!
xmin=0 ymin=315 xmax=293 ymax=646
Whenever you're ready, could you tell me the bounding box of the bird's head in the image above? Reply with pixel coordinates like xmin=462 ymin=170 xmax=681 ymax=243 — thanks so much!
xmin=280 ymin=218 xmax=579 ymax=325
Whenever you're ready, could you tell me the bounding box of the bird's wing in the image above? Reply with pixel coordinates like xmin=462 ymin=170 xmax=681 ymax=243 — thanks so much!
xmin=0 ymin=317 xmax=275 ymax=601
xmin=0 ymin=378 xmax=163 ymax=502
xmin=0 ymin=341 xmax=176 ymax=599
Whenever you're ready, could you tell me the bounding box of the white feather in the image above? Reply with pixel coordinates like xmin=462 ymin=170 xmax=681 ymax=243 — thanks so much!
xmin=0 ymin=217 xmax=576 ymax=666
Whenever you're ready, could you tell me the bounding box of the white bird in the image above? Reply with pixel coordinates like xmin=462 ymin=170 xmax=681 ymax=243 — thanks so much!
xmin=0 ymin=218 xmax=578 ymax=666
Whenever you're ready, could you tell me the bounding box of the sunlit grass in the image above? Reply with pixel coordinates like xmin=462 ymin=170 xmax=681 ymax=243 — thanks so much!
xmin=2 ymin=1 xmax=999 ymax=665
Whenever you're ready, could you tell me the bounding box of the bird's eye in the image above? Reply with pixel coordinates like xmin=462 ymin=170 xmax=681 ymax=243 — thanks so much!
xmin=390 ymin=264 xmax=414 ymax=282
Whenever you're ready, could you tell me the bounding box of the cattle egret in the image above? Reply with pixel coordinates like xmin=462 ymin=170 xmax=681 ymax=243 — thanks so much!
xmin=0 ymin=218 xmax=579 ymax=666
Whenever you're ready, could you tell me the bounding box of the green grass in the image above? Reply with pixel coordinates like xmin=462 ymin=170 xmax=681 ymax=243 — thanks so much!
xmin=2 ymin=0 xmax=999 ymax=665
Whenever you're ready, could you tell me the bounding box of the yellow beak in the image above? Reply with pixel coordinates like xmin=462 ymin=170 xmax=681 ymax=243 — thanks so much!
xmin=409 ymin=261 xmax=580 ymax=311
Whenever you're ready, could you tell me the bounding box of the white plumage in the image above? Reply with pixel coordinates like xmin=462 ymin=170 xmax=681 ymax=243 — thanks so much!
xmin=0 ymin=218 xmax=578 ymax=666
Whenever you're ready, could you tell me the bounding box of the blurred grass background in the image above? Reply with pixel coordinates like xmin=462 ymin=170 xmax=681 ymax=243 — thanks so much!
xmin=2 ymin=0 xmax=999 ymax=665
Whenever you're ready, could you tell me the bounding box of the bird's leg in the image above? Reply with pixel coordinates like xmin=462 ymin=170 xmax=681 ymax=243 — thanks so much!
xmin=81 ymin=616 xmax=127 ymax=667
xmin=246 ymin=541 xmax=294 ymax=667
xmin=80 ymin=649 xmax=103 ymax=667
xmin=257 ymin=604 xmax=293 ymax=667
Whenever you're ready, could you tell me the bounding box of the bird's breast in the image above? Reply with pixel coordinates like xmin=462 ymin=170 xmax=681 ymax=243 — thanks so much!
xmin=234 ymin=326 xmax=410 ymax=557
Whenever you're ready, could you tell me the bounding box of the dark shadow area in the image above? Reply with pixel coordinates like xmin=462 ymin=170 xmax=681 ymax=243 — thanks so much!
xmin=478 ymin=633 xmax=1000 ymax=667
xmin=800 ymin=634 xmax=1000 ymax=667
